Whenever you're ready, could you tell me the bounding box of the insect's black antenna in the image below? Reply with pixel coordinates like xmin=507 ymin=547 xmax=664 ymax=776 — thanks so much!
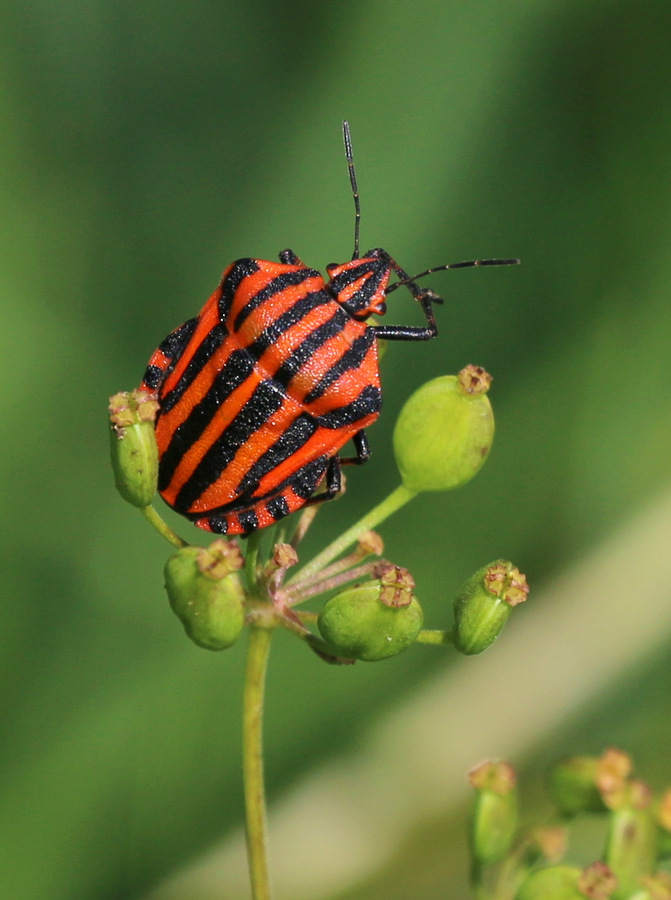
xmin=385 ymin=257 xmax=521 ymax=294
xmin=342 ymin=121 xmax=361 ymax=260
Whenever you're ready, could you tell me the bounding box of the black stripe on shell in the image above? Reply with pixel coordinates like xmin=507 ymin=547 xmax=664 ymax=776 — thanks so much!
xmin=265 ymin=495 xmax=290 ymax=521
xmin=142 ymin=317 xmax=198 ymax=390
xmin=158 ymin=348 xmax=255 ymax=491
xmin=303 ymin=329 xmax=375 ymax=403
xmin=236 ymin=509 xmax=259 ymax=533
xmin=244 ymin=289 xmax=332 ymax=355
xmin=172 ymin=379 xmax=285 ymax=512
xmin=314 ymin=384 xmax=382 ymax=429
xmin=235 ymin=413 xmax=319 ymax=494
xmin=159 ymin=324 xmax=227 ymax=414
xmin=218 ymin=259 xmax=260 ymax=321
xmin=272 ymin=308 xmax=348 ymax=388
xmin=328 ymin=260 xmax=387 ymax=313
xmin=232 ymin=267 xmax=322 ymax=331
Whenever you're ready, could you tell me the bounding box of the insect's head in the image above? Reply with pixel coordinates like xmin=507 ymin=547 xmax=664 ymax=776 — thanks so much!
xmin=325 ymin=249 xmax=391 ymax=320
xmin=336 ymin=123 xmax=520 ymax=319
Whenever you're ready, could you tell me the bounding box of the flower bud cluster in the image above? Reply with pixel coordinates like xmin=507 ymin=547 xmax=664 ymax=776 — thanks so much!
xmin=108 ymin=366 xmax=528 ymax=674
xmin=516 ymin=861 xmax=617 ymax=900
xmin=472 ymin=749 xmax=671 ymax=900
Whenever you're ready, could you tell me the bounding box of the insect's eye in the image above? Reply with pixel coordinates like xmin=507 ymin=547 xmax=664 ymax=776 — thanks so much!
xmin=326 ymin=262 xmax=338 ymax=273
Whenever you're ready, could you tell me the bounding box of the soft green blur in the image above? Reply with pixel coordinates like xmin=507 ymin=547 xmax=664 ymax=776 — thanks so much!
xmin=3 ymin=1 xmax=671 ymax=898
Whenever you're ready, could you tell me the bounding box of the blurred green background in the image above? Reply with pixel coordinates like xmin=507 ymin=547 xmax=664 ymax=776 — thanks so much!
xmin=3 ymin=0 xmax=671 ymax=897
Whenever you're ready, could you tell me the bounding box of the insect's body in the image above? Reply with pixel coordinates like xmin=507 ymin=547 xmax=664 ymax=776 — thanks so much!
xmin=140 ymin=122 xmax=517 ymax=536
xmin=141 ymin=251 xmax=400 ymax=535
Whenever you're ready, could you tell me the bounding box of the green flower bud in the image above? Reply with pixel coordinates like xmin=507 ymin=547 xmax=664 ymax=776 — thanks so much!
xmin=109 ymin=390 xmax=160 ymax=508
xmin=318 ymin=565 xmax=423 ymax=661
xmin=453 ymin=560 xmax=528 ymax=655
xmin=393 ymin=366 xmax=494 ymax=493
xmin=469 ymin=760 xmax=518 ymax=864
xmin=516 ymin=862 xmax=617 ymax=900
xmin=605 ymin=798 xmax=658 ymax=898
xmin=164 ymin=540 xmax=245 ymax=651
xmin=549 ymin=756 xmax=608 ymax=817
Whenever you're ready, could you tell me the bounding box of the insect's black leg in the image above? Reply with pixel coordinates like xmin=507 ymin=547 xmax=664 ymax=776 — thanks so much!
xmin=303 ymin=457 xmax=343 ymax=507
xmin=279 ymin=248 xmax=307 ymax=266
xmin=369 ymin=291 xmax=440 ymax=341
xmin=361 ymin=248 xmax=440 ymax=341
xmin=369 ymin=248 xmax=433 ymax=301
xmin=324 ymin=457 xmax=343 ymax=495
xmin=339 ymin=429 xmax=372 ymax=465
xmin=304 ymin=432 xmax=370 ymax=510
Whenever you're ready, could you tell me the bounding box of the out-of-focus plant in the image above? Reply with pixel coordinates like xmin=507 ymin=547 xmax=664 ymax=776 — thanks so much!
xmin=468 ymin=748 xmax=671 ymax=900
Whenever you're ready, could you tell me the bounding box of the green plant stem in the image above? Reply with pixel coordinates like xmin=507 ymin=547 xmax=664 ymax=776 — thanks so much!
xmin=415 ymin=628 xmax=455 ymax=646
xmin=139 ymin=505 xmax=188 ymax=548
xmin=244 ymin=531 xmax=263 ymax=593
xmin=288 ymin=483 xmax=417 ymax=586
xmin=243 ymin=622 xmax=274 ymax=900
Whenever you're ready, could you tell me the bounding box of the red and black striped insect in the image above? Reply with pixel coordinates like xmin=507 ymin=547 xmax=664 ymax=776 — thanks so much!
xmin=140 ymin=123 xmax=518 ymax=535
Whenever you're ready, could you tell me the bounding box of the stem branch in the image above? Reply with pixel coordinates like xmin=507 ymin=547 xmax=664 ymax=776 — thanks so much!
xmin=288 ymin=484 xmax=416 ymax=586
xmin=139 ymin=505 xmax=188 ymax=548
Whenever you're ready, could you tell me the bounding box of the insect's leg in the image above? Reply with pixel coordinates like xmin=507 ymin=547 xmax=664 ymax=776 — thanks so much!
xmin=305 ymin=432 xmax=370 ymax=508
xmin=361 ymin=248 xmax=440 ymax=341
xmin=368 ymin=291 xmax=439 ymax=341
xmin=339 ymin=429 xmax=371 ymax=465
xmin=303 ymin=457 xmax=343 ymax=507
xmin=278 ymin=248 xmax=307 ymax=266
xmin=140 ymin=317 xmax=198 ymax=391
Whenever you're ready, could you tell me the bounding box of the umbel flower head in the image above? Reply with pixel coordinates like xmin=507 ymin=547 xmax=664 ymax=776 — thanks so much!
xmin=548 ymin=748 xmax=634 ymax=817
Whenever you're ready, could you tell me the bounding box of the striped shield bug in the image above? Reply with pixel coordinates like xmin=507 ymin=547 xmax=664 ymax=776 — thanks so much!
xmin=140 ymin=123 xmax=518 ymax=536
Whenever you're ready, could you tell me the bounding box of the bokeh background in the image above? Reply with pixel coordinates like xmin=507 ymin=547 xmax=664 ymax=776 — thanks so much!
xmin=3 ymin=1 xmax=671 ymax=897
